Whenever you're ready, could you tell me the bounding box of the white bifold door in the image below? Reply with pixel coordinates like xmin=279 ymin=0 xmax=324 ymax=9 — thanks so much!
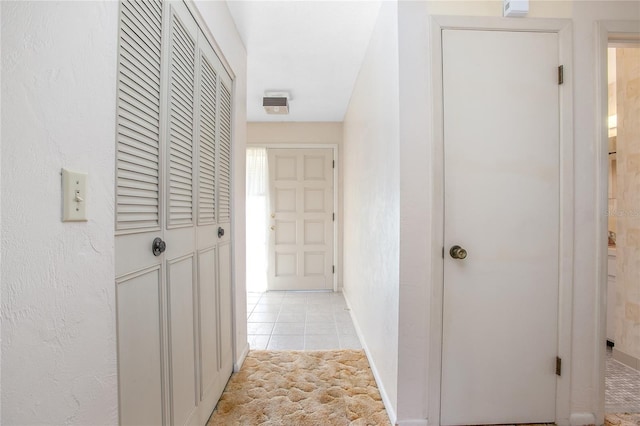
xmin=441 ymin=29 xmax=561 ymax=424
xmin=267 ymin=149 xmax=334 ymax=291
xmin=115 ymin=1 xmax=233 ymax=425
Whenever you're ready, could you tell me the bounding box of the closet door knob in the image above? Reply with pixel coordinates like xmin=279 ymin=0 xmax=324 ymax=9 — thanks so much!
xmin=449 ymin=245 xmax=467 ymax=260
xmin=152 ymin=238 xmax=166 ymax=256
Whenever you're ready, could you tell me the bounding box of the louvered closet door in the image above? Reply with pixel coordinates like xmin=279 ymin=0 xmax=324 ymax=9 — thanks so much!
xmin=194 ymin=24 xmax=234 ymax=425
xmin=162 ymin=2 xmax=235 ymax=425
xmin=116 ymin=1 xmax=234 ymax=425
xmin=216 ymin=55 xmax=234 ymax=382
xmin=114 ymin=1 xmax=166 ymax=425
xmin=164 ymin=2 xmax=200 ymax=425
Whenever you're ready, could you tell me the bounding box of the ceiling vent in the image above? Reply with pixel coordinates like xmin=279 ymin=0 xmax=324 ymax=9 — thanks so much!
xmin=263 ymin=94 xmax=289 ymax=115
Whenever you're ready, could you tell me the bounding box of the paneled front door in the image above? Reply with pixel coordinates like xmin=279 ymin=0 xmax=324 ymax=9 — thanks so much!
xmin=267 ymin=148 xmax=334 ymax=291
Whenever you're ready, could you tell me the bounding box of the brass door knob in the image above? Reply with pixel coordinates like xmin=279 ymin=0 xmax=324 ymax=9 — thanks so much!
xmin=270 ymin=226 xmax=275 ymax=231
xmin=449 ymin=245 xmax=467 ymax=260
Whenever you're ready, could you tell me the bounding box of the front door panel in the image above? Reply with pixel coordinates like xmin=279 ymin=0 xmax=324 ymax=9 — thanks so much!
xmin=268 ymin=149 xmax=334 ymax=291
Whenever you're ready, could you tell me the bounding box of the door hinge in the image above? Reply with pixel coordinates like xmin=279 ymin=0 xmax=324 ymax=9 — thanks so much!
xmin=442 ymin=247 xmax=445 ymax=258
xmin=558 ymin=65 xmax=564 ymax=85
xmin=332 ymin=160 xmax=335 ymax=169
xmin=332 ymin=265 xmax=335 ymax=274
xmin=332 ymin=213 xmax=335 ymax=221
xmin=555 ymin=356 xmax=562 ymax=376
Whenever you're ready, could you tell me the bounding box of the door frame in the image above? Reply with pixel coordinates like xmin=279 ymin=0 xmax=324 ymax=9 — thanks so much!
xmin=247 ymin=143 xmax=339 ymax=292
xmin=595 ymin=20 xmax=640 ymax=424
xmin=427 ymin=16 xmax=574 ymax=425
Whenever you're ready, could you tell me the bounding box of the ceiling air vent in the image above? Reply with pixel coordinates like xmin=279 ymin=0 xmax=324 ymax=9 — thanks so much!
xmin=263 ymin=96 xmax=289 ymax=115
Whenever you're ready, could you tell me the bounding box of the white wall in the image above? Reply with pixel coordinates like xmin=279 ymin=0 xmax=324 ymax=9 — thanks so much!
xmin=247 ymin=122 xmax=343 ymax=145
xmin=1 ymin=1 xmax=248 ymax=424
xmin=569 ymin=4 xmax=639 ymax=423
xmin=392 ymin=1 xmax=640 ymax=424
xmin=1 ymin=2 xmax=119 ymax=424
xmin=342 ymin=2 xmax=400 ymax=422
xmin=396 ymin=2 xmax=432 ymax=422
xmin=1 ymin=3 xmax=4 ymax=422
xmin=247 ymin=122 xmax=344 ymax=288
xmin=193 ymin=0 xmax=249 ymax=371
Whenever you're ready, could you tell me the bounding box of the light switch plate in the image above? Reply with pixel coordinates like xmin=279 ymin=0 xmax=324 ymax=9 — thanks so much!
xmin=62 ymin=168 xmax=88 ymax=222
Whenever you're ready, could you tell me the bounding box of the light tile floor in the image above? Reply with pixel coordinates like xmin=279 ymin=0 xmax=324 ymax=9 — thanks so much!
xmin=606 ymin=346 xmax=640 ymax=413
xmin=246 ymin=291 xmax=362 ymax=351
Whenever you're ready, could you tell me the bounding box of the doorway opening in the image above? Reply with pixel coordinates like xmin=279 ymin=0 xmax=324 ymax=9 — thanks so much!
xmin=244 ymin=146 xmax=351 ymax=351
xmin=604 ymin=42 xmax=640 ymax=418
xmin=245 ymin=146 xmax=338 ymax=293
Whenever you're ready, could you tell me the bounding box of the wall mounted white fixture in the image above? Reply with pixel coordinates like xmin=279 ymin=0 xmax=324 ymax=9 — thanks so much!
xmin=61 ymin=168 xmax=88 ymax=222
xmin=503 ymin=0 xmax=529 ymax=17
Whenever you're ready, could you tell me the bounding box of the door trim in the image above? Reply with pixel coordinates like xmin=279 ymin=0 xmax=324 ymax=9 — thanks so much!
xmin=248 ymin=144 xmax=339 ymax=292
xmin=595 ymin=20 xmax=640 ymax=425
xmin=428 ymin=16 xmax=574 ymax=425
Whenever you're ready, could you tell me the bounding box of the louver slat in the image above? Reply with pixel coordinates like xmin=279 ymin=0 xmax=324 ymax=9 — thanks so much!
xmin=198 ymin=54 xmax=217 ymax=224
xmin=123 ymin=0 xmax=162 ymax=44
xmin=168 ymin=13 xmax=195 ymax=227
xmin=218 ymin=81 xmax=232 ymax=223
xmin=116 ymin=0 xmax=162 ymax=231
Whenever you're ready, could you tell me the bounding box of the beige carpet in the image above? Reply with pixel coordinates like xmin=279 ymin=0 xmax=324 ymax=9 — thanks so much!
xmin=208 ymin=350 xmax=639 ymax=426
xmin=606 ymin=413 xmax=640 ymax=426
xmin=207 ymin=349 xmax=391 ymax=425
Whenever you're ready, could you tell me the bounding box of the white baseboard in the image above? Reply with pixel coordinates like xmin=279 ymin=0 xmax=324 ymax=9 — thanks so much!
xmin=570 ymin=413 xmax=596 ymax=426
xmin=397 ymin=420 xmax=429 ymax=426
xmin=234 ymin=341 xmax=250 ymax=372
xmin=342 ymin=289 xmax=398 ymax=426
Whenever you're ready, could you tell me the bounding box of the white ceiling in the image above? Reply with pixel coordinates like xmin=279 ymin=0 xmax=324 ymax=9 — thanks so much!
xmin=226 ymin=1 xmax=382 ymax=122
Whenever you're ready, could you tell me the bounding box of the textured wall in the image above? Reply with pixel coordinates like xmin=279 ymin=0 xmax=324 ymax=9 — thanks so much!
xmin=395 ymin=3 xmax=432 ymax=422
xmin=342 ymin=1 xmax=399 ymax=421
xmin=614 ymin=47 xmax=640 ymax=367
xmin=1 ymin=3 xmax=3 ymax=422
xmin=1 ymin=2 xmax=119 ymax=424
xmin=247 ymin=122 xmax=344 ymax=289
xmin=0 ymin=2 xmax=248 ymax=424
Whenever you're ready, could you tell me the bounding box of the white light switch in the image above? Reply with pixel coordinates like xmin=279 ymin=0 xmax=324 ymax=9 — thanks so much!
xmin=62 ymin=168 xmax=88 ymax=222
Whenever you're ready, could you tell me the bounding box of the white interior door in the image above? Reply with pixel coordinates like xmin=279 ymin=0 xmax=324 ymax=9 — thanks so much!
xmin=441 ymin=29 xmax=560 ymax=425
xmin=267 ymin=148 xmax=334 ymax=291
xmin=115 ymin=1 xmax=166 ymax=424
xmin=115 ymin=1 xmax=233 ymax=425
xmin=164 ymin=5 xmax=199 ymax=424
